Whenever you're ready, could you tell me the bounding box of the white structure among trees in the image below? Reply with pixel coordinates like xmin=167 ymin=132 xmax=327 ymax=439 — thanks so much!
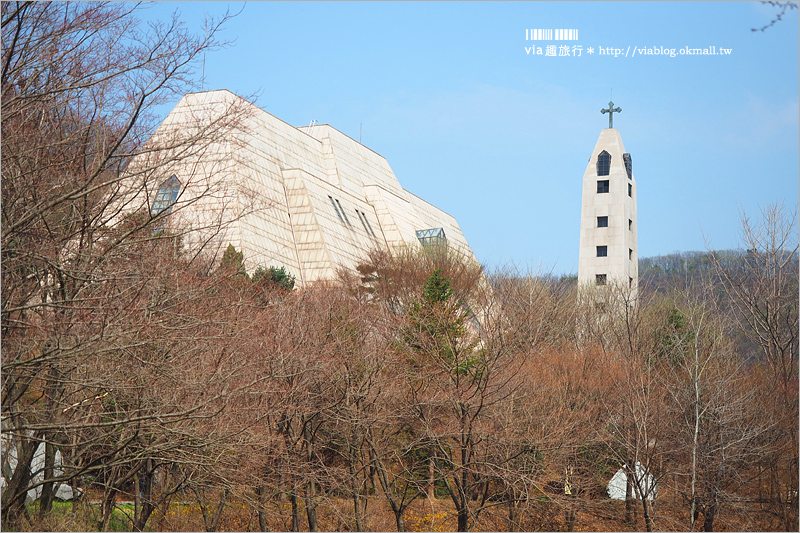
xmin=134 ymin=90 xmax=476 ymax=286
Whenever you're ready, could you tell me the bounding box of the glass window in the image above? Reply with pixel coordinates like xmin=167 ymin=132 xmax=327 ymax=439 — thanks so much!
xmin=623 ymin=153 xmax=633 ymax=180
xmin=597 ymin=180 xmax=609 ymax=193
xmin=629 ymin=248 xmax=633 ymax=260
xmin=361 ymin=211 xmax=377 ymax=238
xmin=356 ymin=210 xmax=372 ymax=235
xmin=629 ymin=219 xmax=633 ymax=231
xmin=596 ymin=274 xmax=607 ymax=286
xmin=151 ymin=176 xmax=181 ymax=215
xmin=628 ymin=183 xmax=632 ymax=197
xmin=329 ymin=196 xmax=344 ymax=223
xmin=597 ymin=150 xmax=611 ymax=176
xmin=597 ymin=246 xmax=608 ymax=257
xmin=416 ymin=227 xmax=446 ymax=248
xmin=597 ymin=216 xmax=608 ymax=228
xmin=335 ymin=199 xmax=351 ymax=225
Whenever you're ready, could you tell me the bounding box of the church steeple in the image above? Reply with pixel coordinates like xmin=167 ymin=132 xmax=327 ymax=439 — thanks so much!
xmin=578 ymin=104 xmax=638 ymax=296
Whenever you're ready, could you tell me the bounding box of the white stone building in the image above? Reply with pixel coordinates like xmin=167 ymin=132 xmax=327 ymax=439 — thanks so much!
xmin=133 ymin=90 xmax=476 ymax=286
xmin=578 ymin=103 xmax=638 ymax=294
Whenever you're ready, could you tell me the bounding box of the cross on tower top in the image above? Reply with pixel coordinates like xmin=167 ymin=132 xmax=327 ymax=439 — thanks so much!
xmin=600 ymin=101 xmax=622 ymax=128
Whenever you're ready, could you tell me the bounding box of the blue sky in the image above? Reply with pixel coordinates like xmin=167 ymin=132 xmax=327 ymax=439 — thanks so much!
xmin=141 ymin=1 xmax=799 ymax=274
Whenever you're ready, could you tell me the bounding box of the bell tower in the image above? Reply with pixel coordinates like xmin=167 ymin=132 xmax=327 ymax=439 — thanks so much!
xmin=578 ymin=101 xmax=638 ymax=295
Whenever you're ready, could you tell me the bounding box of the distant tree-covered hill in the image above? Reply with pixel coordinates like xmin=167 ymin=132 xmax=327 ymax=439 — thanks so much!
xmin=639 ymin=250 xmax=730 ymax=293
xmin=640 ymin=248 xmax=798 ymax=295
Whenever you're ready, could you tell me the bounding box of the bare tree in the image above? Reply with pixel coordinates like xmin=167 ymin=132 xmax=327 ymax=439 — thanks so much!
xmin=0 ymin=2 xmax=257 ymax=528
xmin=396 ymin=265 xmax=528 ymax=531
xmin=710 ymin=203 xmax=799 ymax=530
xmin=658 ymin=293 xmax=771 ymax=531
xmin=591 ymin=286 xmax=671 ymax=532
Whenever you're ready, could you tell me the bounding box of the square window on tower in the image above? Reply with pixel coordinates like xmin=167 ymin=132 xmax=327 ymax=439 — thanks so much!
xmin=597 ymin=216 xmax=608 ymax=228
xmin=597 ymin=180 xmax=610 ymax=193
xmin=596 ymin=274 xmax=607 ymax=286
xmin=597 ymin=245 xmax=608 ymax=257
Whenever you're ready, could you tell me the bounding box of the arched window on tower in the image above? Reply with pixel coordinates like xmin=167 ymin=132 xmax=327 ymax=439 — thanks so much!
xmin=596 ymin=151 xmax=611 ymax=176
xmin=151 ymin=175 xmax=181 ymax=215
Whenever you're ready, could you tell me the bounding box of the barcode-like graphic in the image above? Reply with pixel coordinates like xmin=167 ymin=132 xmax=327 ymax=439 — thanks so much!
xmin=526 ymin=29 xmax=579 ymax=41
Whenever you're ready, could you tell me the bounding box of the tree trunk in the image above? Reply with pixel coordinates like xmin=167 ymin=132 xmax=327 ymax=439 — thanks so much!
xmin=352 ymin=478 xmax=364 ymax=531
xmin=702 ymin=503 xmax=717 ymax=532
xmin=1 ymin=437 xmax=37 ymax=527
xmin=640 ymin=493 xmax=655 ymax=532
xmin=457 ymin=421 xmax=470 ymax=532
xmin=690 ymin=346 xmax=701 ymax=532
xmin=625 ymin=466 xmax=635 ymax=524
xmin=290 ymin=485 xmax=300 ymax=532
xmin=457 ymin=506 xmax=469 ymax=532
xmin=304 ymin=482 xmax=319 ymax=532
xmin=133 ymin=501 xmax=155 ymax=532
xmin=630 ymin=470 xmax=653 ymax=533
xmin=99 ymin=488 xmax=118 ymax=532
xmin=370 ymin=444 xmax=406 ymax=532
xmin=256 ymin=485 xmax=269 ymax=532
xmin=38 ymin=440 xmax=56 ymax=520
xmin=350 ymin=445 xmax=364 ymax=531
xmin=194 ymin=487 xmax=229 ymax=533
xmin=258 ymin=510 xmax=269 ymax=532
xmin=564 ymin=507 xmax=577 ymax=532
xmin=134 ymin=472 xmax=142 ymax=526
xmin=427 ymin=451 xmax=435 ymax=503
xmin=133 ymin=461 xmax=156 ymax=532
xmin=507 ymin=489 xmax=517 ymax=532
xmin=207 ymin=488 xmax=229 ymax=532
xmin=302 ymin=421 xmax=319 ymax=532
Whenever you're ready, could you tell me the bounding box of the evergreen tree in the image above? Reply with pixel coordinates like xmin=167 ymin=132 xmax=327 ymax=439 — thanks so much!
xmin=220 ymin=244 xmax=248 ymax=278
xmin=405 ymin=269 xmax=477 ymax=376
xmin=253 ymin=266 xmax=296 ymax=291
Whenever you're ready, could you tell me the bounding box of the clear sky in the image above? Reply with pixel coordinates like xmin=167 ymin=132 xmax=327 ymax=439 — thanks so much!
xmin=140 ymin=1 xmax=799 ymax=274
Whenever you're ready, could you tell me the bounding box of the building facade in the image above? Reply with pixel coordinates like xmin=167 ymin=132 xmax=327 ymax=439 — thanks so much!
xmin=135 ymin=90 xmax=477 ymax=286
xmin=577 ymin=106 xmax=638 ymax=294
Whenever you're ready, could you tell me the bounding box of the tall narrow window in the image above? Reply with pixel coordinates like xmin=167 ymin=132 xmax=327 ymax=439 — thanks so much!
xmin=597 ymin=180 xmax=609 ymax=193
xmin=361 ymin=211 xmax=377 ymax=238
xmin=629 ymin=277 xmax=634 ymax=288
xmin=596 ymin=150 xmax=611 ymax=176
xmin=335 ymin=199 xmax=351 ymax=225
xmin=629 ymin=248 xmax=633 ymax=260
xmin=628 ymin=183 xmax=632 ymax=197
xmin=151 ymin=175 xmax=181 ymax=215
xmin=328 ymin=196 xmax=344 ymax=223
xmin=629 ymin=219 xmax=633 ymax=231
xmin=623 ymin=153 xmax=633 ymax=180
xmin=597 ymin=216 xmax=608 ymax=228
xmin=596 ymin=245 xmax=608 ymax=257
xmin=596 ymin=274 xmax=607 ymax=286
xmin=356 ymin=210 xmax=370 ymax=235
